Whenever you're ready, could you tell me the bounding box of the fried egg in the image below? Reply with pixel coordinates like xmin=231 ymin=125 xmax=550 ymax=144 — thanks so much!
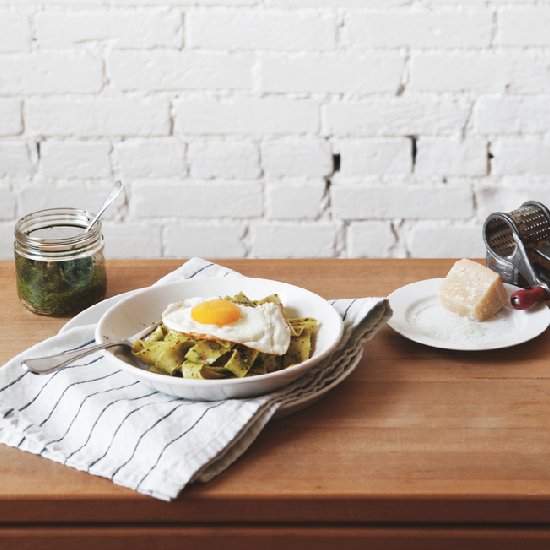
xmin=161 ymin=297 xmax=291 ymax=355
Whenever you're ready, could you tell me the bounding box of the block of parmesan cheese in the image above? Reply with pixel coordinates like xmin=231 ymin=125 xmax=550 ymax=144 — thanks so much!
xmin=439 ymin=259 xmax=508 ymax=321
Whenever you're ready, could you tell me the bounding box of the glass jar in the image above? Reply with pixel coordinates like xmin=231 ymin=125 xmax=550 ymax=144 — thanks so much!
xmin=14 ymin=208 xmax=107 ymax=316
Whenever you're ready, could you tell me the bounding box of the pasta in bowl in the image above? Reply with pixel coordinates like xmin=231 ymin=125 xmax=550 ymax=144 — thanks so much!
xmin=95 ymin=277 xmax=344 ymax=401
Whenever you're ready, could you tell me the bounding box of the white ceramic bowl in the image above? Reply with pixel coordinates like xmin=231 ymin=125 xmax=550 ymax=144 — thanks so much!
xmin=95 ymin=277 xmax=344 ymax=401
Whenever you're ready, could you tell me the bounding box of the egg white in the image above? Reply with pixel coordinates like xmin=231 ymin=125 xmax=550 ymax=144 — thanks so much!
xmin=161 ymin=297 xmax=291 ymax=355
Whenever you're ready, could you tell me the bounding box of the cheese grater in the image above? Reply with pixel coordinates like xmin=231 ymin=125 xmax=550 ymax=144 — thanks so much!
xmin=483 ymin=201 xmax=550 ymax=297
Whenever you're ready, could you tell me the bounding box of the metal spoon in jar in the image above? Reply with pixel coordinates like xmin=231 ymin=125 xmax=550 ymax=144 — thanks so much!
xmin=85 ymin=180 xmax=124 ymax=232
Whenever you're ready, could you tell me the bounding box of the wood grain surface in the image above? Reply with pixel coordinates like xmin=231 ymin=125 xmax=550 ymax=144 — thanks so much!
xmin=2 ymin=259 xmax=550 ymax=547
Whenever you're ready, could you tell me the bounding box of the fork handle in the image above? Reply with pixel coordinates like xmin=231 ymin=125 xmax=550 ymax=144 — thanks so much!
xmin=510 ymin=286 xmax=547 ymax=310
xmin=21 ymin=341 xmax=125 ymax=375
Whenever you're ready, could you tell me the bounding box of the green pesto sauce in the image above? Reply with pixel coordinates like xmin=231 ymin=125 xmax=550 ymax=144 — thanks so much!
xmin=15 ymin=253 xmax=107 ymax=317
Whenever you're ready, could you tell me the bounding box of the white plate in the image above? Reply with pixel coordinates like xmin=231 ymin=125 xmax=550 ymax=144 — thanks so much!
xmin=387 ymin=278 xmax=550 ymax=351
xmin=94 ymin=277 xmax=344 ymax=401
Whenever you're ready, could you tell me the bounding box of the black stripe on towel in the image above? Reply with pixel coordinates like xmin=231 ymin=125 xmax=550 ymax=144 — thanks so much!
xmin=343 ymin=299 xmax=357 ymax=321
xmin=38 ymin=369 xmax=121 ymax=428
xmin=40 ymin=380 xmax=141 ymax=453
xmin=110 ymin=401 xmax=190 ymax=480
xmin=82 ymin=393 xmax=175 ymax=468
xmin=0 ymin=372 xmax=28 ymax=396
xmin=15 ymin=357 xmax=110 ymax=449
xmin=187 ymin=262 xmax=214 ymax=279
xmin=0 ymin=339 xmax=97 ymax=400
xmin=18 ymin=355 xmax=103 ymax=414
xmin=136 ymin=401 xmax=225 ymax=490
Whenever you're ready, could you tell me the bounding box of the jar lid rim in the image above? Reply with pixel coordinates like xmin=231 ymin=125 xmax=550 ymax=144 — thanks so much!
xmin=15 ymin=207 xmax=102 ymax=248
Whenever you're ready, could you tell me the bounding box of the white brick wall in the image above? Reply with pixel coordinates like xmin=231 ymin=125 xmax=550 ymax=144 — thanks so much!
xmin=41 ymin=141 xmax=112 ymax=180
xmin=347 ymin=221 xmax=397 ymax=258
xmin=27 ymin=98 xmax=171 ymax=137
xmin=1 ymin=1 xmax=550 ymax=259
xmin=188 ymin=140 xmax=259 ymax=179
xmin=163 ymin=222 xmax=246 ymax=258
xmin=0 ymin=143 xmax=33 ymax=177
xmin=336 ymin=139 xmax=411 ymax=176
xmin=497 ymin=8 xmax=550 ymax=47
xmin=266 ymin=180 xmax=326 ymax=219
xmin=187 ymin=10 xmax=336 ymax=51
xmin=0 ymin=187 xmax=16 ymax=219
xmin=474 ymin=97 xmax=550 ymax=135
xmin=415 ymin=138 xmax=487 ymax=177
xmin=103 ymin=222 xmax=162 ymax=259
xmin=0 ymin=53 xmax=103 ymax=94
xmin=0 ymin=14 xmax=31 ymax=52
xmin=175 ymin=98 xmax=319 ymax=135
xmin=0 ymin=100 xmax=22 ymax=136
xmin=35 ymin=11 xmax=183 ymax=49
xmin=323 ymin=99 xmax=469 ymax=137
xmin=410 ymin=52 xmax=550 ymax=94
xmin=250 ymin=223 xmax=338 ymax=258
xmin=331 ymin=180 xmax=474 ymax=221
xmin=0 ymin=223 xmax=13 ymax=257
xmin=407 ymin=223 xmax=486 ymax=259
xmin=343 ymin=11 xmax=492 ymax=49
xmin=260 ymin=53 xmax=404 ymax=94
xmin=492 ymin=140 xmax=550 ymax=176
xmin=261 ymin=139 xmax=332 ymax=178
xmin=130 ymin=181 xmax=263 ymax=219
xmin=108 ymin=51 xmax=253 ymax=91
xmin=114 ymin=139 xmax=185 ymax=179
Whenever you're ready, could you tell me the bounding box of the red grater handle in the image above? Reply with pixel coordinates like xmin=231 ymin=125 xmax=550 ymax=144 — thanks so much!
xmin=510 ymin=287 xmax=547 ymax=310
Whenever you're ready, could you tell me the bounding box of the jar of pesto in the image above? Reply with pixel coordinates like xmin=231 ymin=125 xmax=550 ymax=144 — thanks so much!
xmin=14 ymin=208 xmax=107 ymax=316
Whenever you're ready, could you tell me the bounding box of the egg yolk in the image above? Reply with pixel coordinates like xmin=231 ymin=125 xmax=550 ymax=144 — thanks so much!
xmin=191 ymin=299 xmax=241 ymax=327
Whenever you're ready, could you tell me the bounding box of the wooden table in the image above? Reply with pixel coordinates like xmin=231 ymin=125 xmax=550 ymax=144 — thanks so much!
xmin=1 ymin=258 xmax=550 ymax=549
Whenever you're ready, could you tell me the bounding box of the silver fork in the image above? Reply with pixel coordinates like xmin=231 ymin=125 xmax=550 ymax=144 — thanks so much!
xmin=21 ymin=321 xmax=161 ymax=375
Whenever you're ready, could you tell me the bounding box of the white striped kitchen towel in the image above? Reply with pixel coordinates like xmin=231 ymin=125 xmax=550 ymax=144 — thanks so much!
xmin=0 ymin=258 xmax=391 ymax=501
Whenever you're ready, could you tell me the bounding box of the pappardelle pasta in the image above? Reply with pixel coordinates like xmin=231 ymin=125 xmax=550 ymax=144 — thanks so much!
xmin=131 ymin=292 xmax=318 ymax=380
